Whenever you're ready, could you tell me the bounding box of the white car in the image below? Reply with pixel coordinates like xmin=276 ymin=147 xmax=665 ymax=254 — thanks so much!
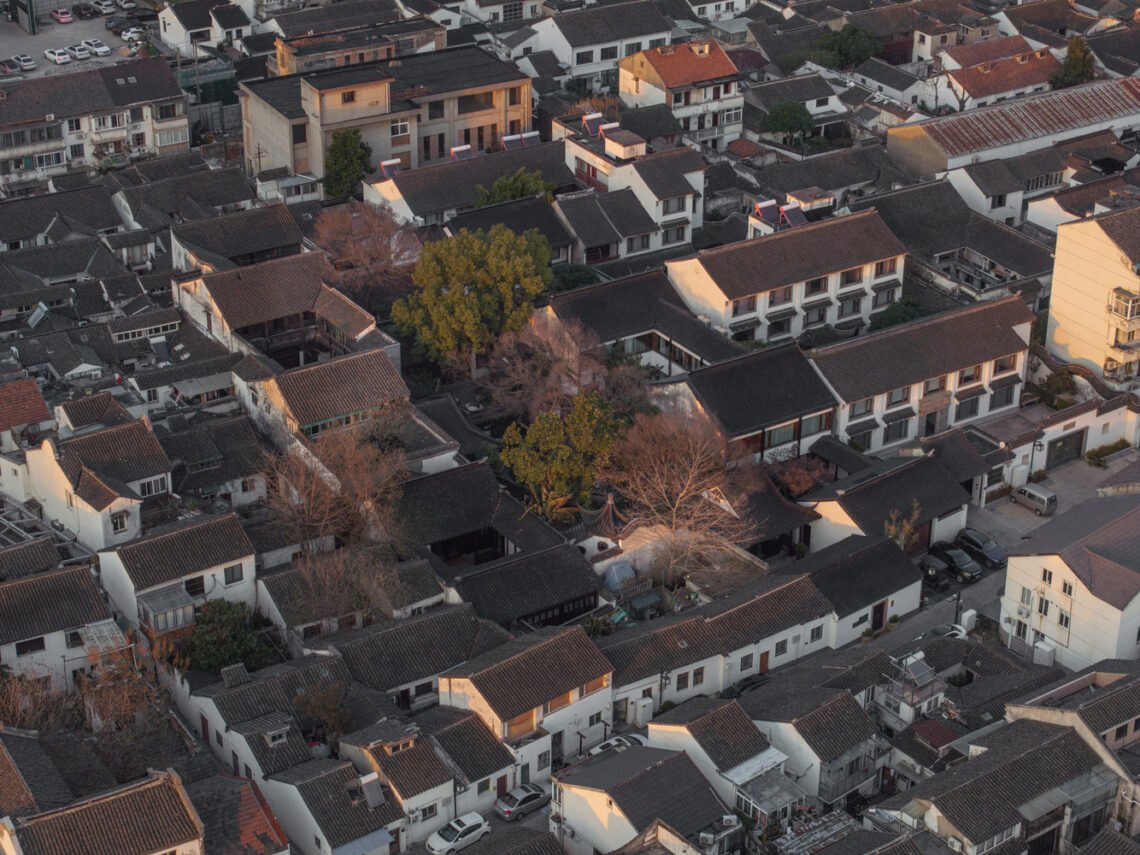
xmin=81 ymin=37 xmax=110 ymax=55
xmin=92 ymin=0 xmax=115 ymax=12
xmin=43 ymin=48 xmax=71 ymax=64
xmin=425 ymin=813 xmax=490 ymax=855
xmin=115 ymin=0 xmax=136 ymax=8
xmin=65 ymin=43 xmax=90 ymax=59
xmin=119 ymin=26 xmax=145 ymax=41
xmin=11 ymin=54 xmax=35 ymax=70
xmin=588 ymin=733 xmax=648 ymax=756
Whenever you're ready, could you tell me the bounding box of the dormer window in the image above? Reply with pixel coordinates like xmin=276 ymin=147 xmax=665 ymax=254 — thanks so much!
xmin=265 ymin=727 xmax=288 ymax=747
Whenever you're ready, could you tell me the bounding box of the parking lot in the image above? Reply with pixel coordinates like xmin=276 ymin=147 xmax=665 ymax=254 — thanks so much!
xmin=0 ymin=8 xmax=151 ymax=77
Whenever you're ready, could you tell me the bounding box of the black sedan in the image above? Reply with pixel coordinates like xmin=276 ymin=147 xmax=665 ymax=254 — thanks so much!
xmin=954 ymin=527 xmax=1007 ymax=570
xmin=920 ymin=556 xmax=951 ymax=591
xmin=104 ymin=13 xmax=130 ymax=29
xmin=927 ymin=542 xmax=982 ymax=583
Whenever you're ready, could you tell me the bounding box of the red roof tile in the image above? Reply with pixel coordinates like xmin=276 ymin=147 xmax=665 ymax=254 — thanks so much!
xmin=625 ymin=41 xmax=739 ymax=89
xmin=911 ymin=718 xmax=961 ymax=749
xmin=0 ymin=378 xmax=49 ymax=431
xmin=941 ymin=34 xmax=1033 ymax=67
xmin=947 ymin=52 xmax=1061 ymax=100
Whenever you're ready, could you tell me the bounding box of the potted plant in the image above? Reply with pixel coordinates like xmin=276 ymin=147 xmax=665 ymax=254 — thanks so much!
xmin=861 ymin=628 xmax=873 ymax=643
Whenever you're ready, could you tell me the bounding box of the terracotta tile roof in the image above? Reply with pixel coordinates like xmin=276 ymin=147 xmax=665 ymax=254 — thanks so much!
xmin=677 ymin=209 xmax=906 ymax=300
xmin=12 ymin=770 xmax=202 ymax=855
xmin=183 ymin=774 xmax=289 ymax=855
xmin=110 ymin=513 xmax=254 ymax=592
xmin=629 ymin=41 xmax=739 ymax=88
xmin=726 ymin=138 xmax=765 ymax=158
xmin=907 ymin=78 xmax=1140 ymax=158
xmin=947 ymin=52 xmax=1060 ymax=100
xmin=0 ymin=378 xmax=49 ymax=431
xmin=0 ymin=565 xmax=111 ymax=647
xmin=271 ymin=349 xmax=407 ymax=429
xmin=909 ymin=717 xmax=961 ymax=749
xmin=442 ymin=626 xmax=612 ymax=721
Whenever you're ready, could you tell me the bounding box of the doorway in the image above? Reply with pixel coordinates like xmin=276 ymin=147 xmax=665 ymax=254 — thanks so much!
xmin=872 ymin=601 xmax=886 ymax=632
xmin=1046 ymin=429 xmax=1086 ymax=469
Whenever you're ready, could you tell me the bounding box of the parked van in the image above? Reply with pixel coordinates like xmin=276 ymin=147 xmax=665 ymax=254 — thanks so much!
xmin=1010 ymin=484 xmax=1057 ymax=516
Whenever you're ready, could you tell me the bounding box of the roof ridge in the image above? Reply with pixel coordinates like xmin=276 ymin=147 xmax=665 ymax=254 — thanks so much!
xmin=0 ymin=564 xmax=87 ymax=588
xmin=117 ymin=513 xmax=239 ymax=551
xmin=16 ymin=769 xmax=173 ymax=825
xmin=697 ymin=210 xmax=878 ymax=258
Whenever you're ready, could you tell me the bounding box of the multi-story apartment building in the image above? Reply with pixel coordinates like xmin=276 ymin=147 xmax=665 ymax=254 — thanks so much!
xmin=0 ymin=58 xmax=189 ymax=192
xmin=241 ymin=46 xmax=530 ymax=188
xmin=665 ymin=210 xmax=906 ymax=345
xmin=270 ymin=18 xmax=446 ymax=76
xmin=1049 ymin=204 xmax=1140 ymax=389
xmin=619 ymin=41 xmax=744 ymax=150
xmin=808 ymin=296 xmax=1034 ymax=453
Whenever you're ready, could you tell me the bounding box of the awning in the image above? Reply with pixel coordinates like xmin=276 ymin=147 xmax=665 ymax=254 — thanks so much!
xmin=846 ymin=417 xmax=881 ymax=435
xmin=138 ymin=583 xmax=194 ymax=614
xmin=871 ymin=280 xmax=899 ymax=292
xmin=172 ymin=373 xmax=233 ymax=398
xmin=990 ymin=373 xmax=1022 ymax=390
xmin=1018 ymin=788 xmax=1068 ymax=821
xmin=882 ymin=407 xmax=915 ymax=424
xmin=955 ymin=385 xmax=986 ymax=401
xmin=800 ymin=297 xmax=835 ymax=310
xmin=766 ymin=307 xmax=798 ymax=322
xmin=730 ymin=317 xmax=761 ymax=331
xmin=661 ymin=216 xmax=691 ymax=228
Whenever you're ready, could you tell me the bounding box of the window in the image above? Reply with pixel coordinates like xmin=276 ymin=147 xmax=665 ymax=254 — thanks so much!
xmin=993 ymin=354 xmax=1016 ymax=374
xmin=1058 ymin=610 xmax=1070 ymax=629
xmin=422 ymin=804 xmax=438 ymax=820
xmin=838 ymin=296 xmax=861 ymax=317
xmin=804 ymin=305 xmax=827 ymax=326
xmin=341 ymin=90 xmax=356 ymax=104
xmin=841 ymin=266 xmax=863 ymax=286
xmin=990 ymin=193 xmax=1006 ymax=209
xmin=850 ymin=398 xmax=873 ymax=417
xmin=740 ymin=653 xmax=753 ymax=670
xmin=886 ymin=386 xmax=910 ymax=407
xmin=663 ymin=225 xmax=686 ymax=244
xmin=627 ymin=235 xmax=650 ymax=253
xmin=801 ymin=412 xmax=831 ymax=436
xmin=676 ymin=672 xmax=689 ymax=690
xmin=292 ymin=123 xmax=307 ymax=145
xmin=157 ymin=102 xmax=184 ymax=121
xmin=693 ymin=667 xmax=704 ymax=686
xmin=923 ymin=376 xmax=946 ymax=394
xmin=815 ymin=97 xmax=828 ymax=107
xmin=662 ymin=195 xmax=686 ymax=215
xmin=137 ymin=476 xmax=167 ymax=498
xmin=67 ymin=630 xmax=84 ymax=649
xmin=589 ymin=711 xmax=602 ymax=726
xmin=722 ymin=106 xmax=742 ymax=124
xmin=575 ymin=50 xmax=594 ymax=64
xmin=478 ymin=779 xmax=490 ymax=794
xmin=956 ymin=396 xmax=980 ymax=420
xmin=810 ymin=625 xmax=823 ymax=642
xmin=509 ymin=86 xmax=521 ymax=107
xmin=990 ymin=386 xmax=1014 ymax=409
xmin=732 ymin=295 xmax=756 ymax=316
xmin=185 ymin=576 xmax=206 ymax=597
xmin=391 ymin=119 xmax=409 ymax=141
xmin=538 ymin=751 xmax=551 ymax=770
xmin=1062 ymin=580 xmax=1073 ymax=596
xmin=16 ymin=637 xmax=45 ymax=656
xmin=958 ymin=364 xmax=981 ymax=384
xmin=503 ymin=0 xmax=522 ymax=19
xmin=775 ymin=639 xmax=787 ymax=656
xmin=767 ymin=423 xmax=795 ymax=447
xmin=1042 ymin=568 xmax=1053 ymax=584
xmin=649 ymin=38 xmax=666 ymax=48
xmin=805 ymin=276 xmax=827 ymax=295
xmin=111 ymin=512 xmax=128 ymax=533
xmin=428 ymin=100 xmax=444 ymax=119
xmin=884 ymin=418 xmax=910 ymax=443
xmin=224 ymin=564 xmax=243 ymax=585
xmin=625 ymin=41 xmax=642 ymax=55
xmin=769 ymin=316 xmax=792 ymax=337
xmin=67 ymin=118 xmax=82 ymax=132
xmin=600 ymin=46 xmax=617 ymax=60
xmin=1037 ymin=598 xmax=1049 ymax=617
xmin=769 ymin=286 xmax=792 ymax=306
xmin=69 ymin=143 xmax=84 ymax=159
xmin=1021 ymin=586 xmax=1033 ymax=606
xmin=874 ymin=258 xmax=897 ymax=277
xmin=873 ymin=288 xmax=895 ymax=308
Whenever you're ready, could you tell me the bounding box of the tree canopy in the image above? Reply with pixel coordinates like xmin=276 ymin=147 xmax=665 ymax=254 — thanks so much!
xmin=767 ymin=102 xmax=814 ymax=142
xmin=1050 ymin=36 xmax=1095 ymax=89
xmin=323 ymin=128 xmax=373 ymax=199
xmin=814 ymin=25 xmax=879 ymax=69
xmin=501 ymin=391 xmax=620 ymax=520
xmin=185 ymin=601 xmax=273 ymax=675
xmin=391 ymin=224 xmax=553 ymax=365
xmin=474 ymin=168 xmax=556 ymax=207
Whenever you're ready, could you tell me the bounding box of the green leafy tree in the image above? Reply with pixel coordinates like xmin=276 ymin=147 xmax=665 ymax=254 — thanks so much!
xmin=552 ymin=263 xmax=600 ymax=292
xmin=870 ymin=296 xmax=923 ymax=330
xmin=501 ymin=391 xmax=619 ymax=517
xmin=474 ymin=168 xmax=556 ymax=207
xmin=777 ymin=51 xmax=808 ymax=75
xmin=767 ymin=102 xmax=814 ymax=145
xmin=814 ymin=25 xmax=880 ymax=69
xmin=392 ymin=224 xmax=553 ymax=365
xmin=185 ymin=601 xmax=273 ymax=675
xmin=1050 ymin=36 xmax=1095 ymax=89
xmin=323 ymin=128 xmax=373 ymax=199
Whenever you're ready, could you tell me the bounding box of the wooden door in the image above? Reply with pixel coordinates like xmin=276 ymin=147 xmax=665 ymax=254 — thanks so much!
xmin=758 ymin=651 xmax=769 ymax=673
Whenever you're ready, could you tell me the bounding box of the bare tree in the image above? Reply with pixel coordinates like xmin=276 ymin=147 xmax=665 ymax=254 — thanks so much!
xmin=884 ymin=498 xmax=922 ymax=551
xmin=603 ymin=410 xmax=764 ymax=586
xmin=290 ymin=546 xmax=405 ymax=625
xmin=572 ymin=94 xmax=623 ymax=121
xmin=265 ymin=415 xmax=407 ymax=549
xmin=311 ymin=201 xmax=421 ymax=316
xmin=0 ymin=667 xmax=73 ymax=731
xmin=766 ymin=450 xmax=832 ymax=498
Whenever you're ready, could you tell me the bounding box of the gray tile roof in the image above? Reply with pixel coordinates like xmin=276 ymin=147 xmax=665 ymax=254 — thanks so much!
xmin=651 ymin=698 xmax=771 ymax=771
xmin=183 ymin=773 xmax=289 ymax=855
xmin=57 ymin=419 xmax=170 ymax=510
xmin=631 ymin=147 xmax=706 ymax=201
xmin=748 ymin=73 xmax=836 ymax=111
xmin=1080 ymin=829 xmax=1140 ymax=855
xmin=0 ymin=730 xmax=72 ymax=818
xmin=788 ymin=691 xmax=878 ymax=762
xmin=0 ymin=186 xmax=122 ymax=245
xmin=808 ymin=295 xmax=1033 ymax=401
xmin=853 ymin=57 xmax=919 ymax=92
xmin=551 ymin=0 xmax=670 ymax=46
xmin=272 ymin=349 xmax=407 ymax=428
xmin=159 ymin=415 xmax=264 ymax=496
xmin=447 ymin=196 xmax=573 ymax=250
xmin=0 ymin=538 xmax=60 ymax=581
xmin=462 ymin=827 xmax=565 ymax=855
xmin=170 ymin=204 xmax=302 ymax=267
xmin=271 ymin=0 xmax=402 ymax=37
xmin=373 ymin=738 xmax=451 ymax=798
xmin=110 ymin=513 xmax=253 ymax=593
xmin=751 ymin=144 xmax=907 ymax=198
xmin=685 ymin=343 xmax=837 ymax=438
xmin=330 ymin=604 xmax=511 ymax=691
xmin=272 ymin=759 xmax=403 ymax=847
xmin=419 ymin=709 xmax=514 ymax=784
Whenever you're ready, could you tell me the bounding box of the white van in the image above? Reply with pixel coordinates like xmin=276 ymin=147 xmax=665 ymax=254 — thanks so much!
xmin=1010 ymin=484 xmax=1057 ymax=516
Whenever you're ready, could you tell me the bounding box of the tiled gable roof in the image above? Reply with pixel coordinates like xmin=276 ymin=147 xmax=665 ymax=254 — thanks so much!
xmin=789 ymin=691 xmax=878 ymax=762
xmin=631 ymin=147 xmax=705 ymax=201
xmin=331 ymin=604 xmax=511 ymax=691
xmin=443 ymin=626 xmax=612 ymax=720
xmin=1074 ymin=676 xmax=1140 ymax=734
xmin=1080 ymin=829 xmax=1140 ymax=855
xmin=0 ymin=538 xmax=60 ymax=581
xmin=679 ymin=210 xmax=906 ymax=300
xmin=183 ymin=774 xmax=289 ymax=855
xmin=809 ymin=295 xmax=1032 ymax=401
xmin=941 ymin=34 xmax=1033 ymax=67
xmin=56 ymin=419 xmax=169 ymax=505
xmin=271 ymin=350 xmax=407 ymax=428
xmin=0 ymin=566 xmax=110 ymax=646
xmin=12 ymin=770 xmax=201 ymax=855
xmin=171 ymin=204 xmax=303 ymax=266
xmin=1095 ymin=204 xmax=1140 ymax=264
xmin=551 ymin=0 xmax=670 ymax=46
xmin=0 ymin=730 xmax=72 ymax=819
xmin=947 ymin=52 xmax=1060 ymax=100
xmin=0 ymin=377 xmax=49 ymax=431
xmin=652 ymin=698 xmax=771 ymax=771
xmin=0 ymin=185 xmax=121 ymax=245
xmin=201 ymin=251 xmax=327 ymax=329
xmin=373 ymin=739 xmax=452 ymax=799
xmin=779 ymin=535 xmax=921 ymax=619
xmin=197 ymin=656 xmax=358 ymax=726
xmin=273 ymin=759 xmax=402 ymax=847
xmin=420 ymin=710 xmax=513 ymax=784
xmin=110 ymin=513 xmax=253 ymax=592
xmin=463 ymin=828 xmax=564 ymax=855
xmin=819 ymin=457 xmax=971 ymax=535
xmin=633 ymin=41 xmax=739 ymax=88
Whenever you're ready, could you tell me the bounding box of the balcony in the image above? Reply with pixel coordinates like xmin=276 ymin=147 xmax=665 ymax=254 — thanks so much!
xmin=1107 ymin=288 xmax=1140 ymax=331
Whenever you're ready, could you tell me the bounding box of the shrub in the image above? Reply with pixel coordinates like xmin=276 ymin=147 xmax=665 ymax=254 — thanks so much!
xmin=986 ymin=484 xmax=1011 ymax=502
xmin=1086 ymin=438 xmax=1130 ymax=467
xmin=1029 ymin=469 xmax=1048 ymax=483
